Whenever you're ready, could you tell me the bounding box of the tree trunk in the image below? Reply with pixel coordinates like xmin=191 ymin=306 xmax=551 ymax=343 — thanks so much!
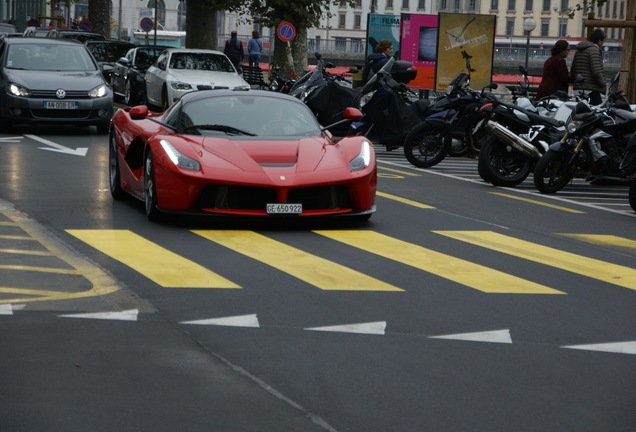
xmin=88 ymin=0 xmax=110 ymax=38
xmin=185 ymin=0 xmax=217 ymax=49
xmin=619 ymin=1 xmax=635 ymax=103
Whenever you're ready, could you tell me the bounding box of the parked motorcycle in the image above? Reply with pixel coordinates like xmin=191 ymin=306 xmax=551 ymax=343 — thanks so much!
xmin=402 ymin=50 xmax=498 ymax=168
xmin=289 ymin=52 xmax=360 ymax=136
xmin=533 ymin=93 xmax=636 ymax=194
xmin=268 ymin=65 xmax=298 ymax=93
xmin=348 ymin=57 xmax=428 ymax=150
xmin=621 ymin=133 xmax=636 ymax=212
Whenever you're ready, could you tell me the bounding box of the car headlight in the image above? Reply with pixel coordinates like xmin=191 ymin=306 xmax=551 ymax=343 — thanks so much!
xmin=567 ymin=120 xmax=582 ymax=134
xmin=8 ymin=83 xmax=31 ymax=97
xmin=160 ymin=139 xmax=200 ymax=170
xmin=350 ymin=141 xmax=371 ymax=171
xmin=89 ymin=84 xmax=108 ymax=98
xmin=170 ymin=81 xmax=192 ymax=91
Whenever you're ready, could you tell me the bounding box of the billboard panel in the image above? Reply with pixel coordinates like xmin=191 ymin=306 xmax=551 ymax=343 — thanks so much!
xmin=400 ymin=14 xmax=438 ymax=90
xmin=365 ymin=14 xmax=401 ymax=58
xmin=435 ymin=13 xmax=496 ymax=92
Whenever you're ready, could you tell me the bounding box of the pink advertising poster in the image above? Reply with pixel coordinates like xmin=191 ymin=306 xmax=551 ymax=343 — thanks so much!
xmin=400 ymin=14 xmax=438 ymax=90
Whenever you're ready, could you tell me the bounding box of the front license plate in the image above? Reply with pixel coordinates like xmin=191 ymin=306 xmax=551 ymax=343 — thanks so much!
xmin=44 ymin=101 xmax=78 ymax=109
xmin=266 ymin=203 xmax=302 ymax=214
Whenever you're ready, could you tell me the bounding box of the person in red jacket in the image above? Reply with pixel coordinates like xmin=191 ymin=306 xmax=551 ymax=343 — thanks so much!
xmin=534 ymin=40 xmax=570 ymax=100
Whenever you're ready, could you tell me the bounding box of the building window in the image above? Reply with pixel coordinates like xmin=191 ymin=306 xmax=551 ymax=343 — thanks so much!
xmin=355 ymin=0 xmax=362 ymax=8
xmin=354 ymin=14 xmax=361 ymax=29
xmin=467 ymin=0 xmax=477 ymax=11
xmin=542 ymin=0 xmax=550 ymax=12
xmin=491 ymin=0 xmax=498 ymax=10
xmin=560 ymin=0 xmax=568 ymax=9
xmin=418 ymin=0 xmax=425 ymax=9
xmin=540 ymin=19 xmax=549 ymax=36
xmin=387 ymin=0 xmax=394 ymax=7
xmin=315 ymin=36 xmax=321 ymax=51
xmin=146 ymin=0 xmax=166 ymax=27
xmin=559 ymin=18 xmax=567 ymax=37
xmin=506 ymin=17 xmax=514 ymax=35
xmin=439 ymin=0 xmax=448 ymax=10
xmin=338 ymin=13 xmax=346 ymax=29
xmin=339 ymin=0 xmax=347 ymax=8
xmin=351 ymin=38 xmax=363 ymax=53
xmin=620 ymin=1 xmax=625 ymax=18
xmin=335 ymin=37 xmax=346 ymax=52
xmin=402 ymin=0 xmax=409 ymax=9
xmin=453 ymin=0 xmax=461 ymax=11
xmin=525 ymin=0 xmax=533 ymax=11
xmin=507 ymin=0 xmax=516 ymax=11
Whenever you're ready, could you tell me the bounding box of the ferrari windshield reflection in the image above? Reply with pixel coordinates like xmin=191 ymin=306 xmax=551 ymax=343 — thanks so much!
xmin=175 ymin=93 xmax=323 ymax=137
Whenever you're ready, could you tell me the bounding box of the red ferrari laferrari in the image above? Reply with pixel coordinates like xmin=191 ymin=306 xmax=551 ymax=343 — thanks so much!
xmin=109 ymin=89 xmax=377 ymax=221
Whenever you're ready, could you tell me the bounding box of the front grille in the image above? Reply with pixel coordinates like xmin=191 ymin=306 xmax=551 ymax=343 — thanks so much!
xmin=196 ymin=85 xmax=213 ymax=91
xmin=197 ymin=184 xmax=351 ymax=211
xmin=31 ymin=109 xmax=91 ymax=119
xmin=30 ymin=90 xmax=91 ymax=99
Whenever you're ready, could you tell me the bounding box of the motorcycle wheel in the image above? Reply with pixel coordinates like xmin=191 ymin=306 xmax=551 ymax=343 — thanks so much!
xmin=629 ymin=179 xmax=636 ymax=212
xmin=533 ymin=149 xmax=577 ymax=193
xmin=403 ymin=123 xmax=449 ymax=168
xmin=479 ymin=138 xmax=531 ymax=187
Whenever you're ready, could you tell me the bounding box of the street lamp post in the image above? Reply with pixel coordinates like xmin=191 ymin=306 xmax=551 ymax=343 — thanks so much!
xmin=523 ymin=14 xmax=536 ymax=71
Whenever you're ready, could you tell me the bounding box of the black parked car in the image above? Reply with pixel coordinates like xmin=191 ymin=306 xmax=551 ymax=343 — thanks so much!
xmin=85 ymin=40 xmax=136 ymax=82
xmin=111 ymin=45 xmax=170 ymax=105
xmin=0 ymin=37 xmax=113 ymax=133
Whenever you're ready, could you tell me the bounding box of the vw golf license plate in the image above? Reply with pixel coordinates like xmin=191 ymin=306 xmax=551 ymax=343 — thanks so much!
xmin=44 ymin=101 xmax=78 ymax=109
xmin=266 ymin=203 xmax=302 ymax=214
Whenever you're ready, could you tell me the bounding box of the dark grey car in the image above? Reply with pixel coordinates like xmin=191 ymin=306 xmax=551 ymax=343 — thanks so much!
xmin=0 ymin=37 xmax=113 ymax=134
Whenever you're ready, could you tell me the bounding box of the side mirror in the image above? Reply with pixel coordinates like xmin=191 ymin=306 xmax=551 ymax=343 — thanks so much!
xmin=343 ymin=107 xmax=363 ymax=120
xmin=117 ymin=56 xmax=130 ymax=66
xmin=129 ymin=105 xmax=149 ymax=120
xmin=518 ymin=65 xmax=528 ymax=75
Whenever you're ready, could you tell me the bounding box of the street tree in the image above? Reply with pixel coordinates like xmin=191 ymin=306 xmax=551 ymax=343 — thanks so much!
xmin=88 ymin=0 xmax=110 ymax=37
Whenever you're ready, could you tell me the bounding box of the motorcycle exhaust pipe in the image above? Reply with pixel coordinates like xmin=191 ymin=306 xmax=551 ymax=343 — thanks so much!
xmin=484 ymin=120 xmax=542 ymax=159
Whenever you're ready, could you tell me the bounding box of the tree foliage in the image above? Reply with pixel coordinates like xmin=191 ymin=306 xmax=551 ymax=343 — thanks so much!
xmin=563 ymin=0 xmax=607 ymax=19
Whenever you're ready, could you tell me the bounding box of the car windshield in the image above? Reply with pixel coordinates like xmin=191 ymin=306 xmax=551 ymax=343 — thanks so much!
xmin=87 ymin=42 xmax=133 ymax=62
xmin=6 ymin=43 xmax=97 ymax=71
xmin=169 ymin=52 xmax=234 ymax=73
xmin=179 ymin=95 xmax=322 ymax=137
xmin=135 ymin=48 xmax=165 ymax=69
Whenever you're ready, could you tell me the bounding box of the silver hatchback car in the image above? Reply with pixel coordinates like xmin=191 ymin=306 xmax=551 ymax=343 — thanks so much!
xmin=0 ymin=37 xmax=113 ymax=134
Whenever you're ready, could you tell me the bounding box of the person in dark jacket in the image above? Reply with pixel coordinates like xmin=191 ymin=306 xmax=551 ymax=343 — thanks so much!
xmin=362 ymin=39 xmax=393 ymax=83
xmin=224 ymin=30 xmax=244 ymax=73
xmin=570 ymin=29 xmax=606 ymax=105
xmin=535 ymin=40 xmax=570 ymax=100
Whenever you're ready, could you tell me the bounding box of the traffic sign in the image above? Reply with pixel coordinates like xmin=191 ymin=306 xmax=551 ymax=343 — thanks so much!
xmin=78 ymin=19 xmax=91 ymax=31
xmin=276 ymin=21 xmax=296 ymax=42
xmin=140 ymin=17 xmax=154 ymax=32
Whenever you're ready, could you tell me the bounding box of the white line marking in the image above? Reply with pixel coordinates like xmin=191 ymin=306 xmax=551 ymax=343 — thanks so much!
xmin=59 ymin=309 xmax=139 ymax=321
xmin=305 ymin=321 xmax=386 ymax=335
xmin=562 ymin=341 xmax=636 ymax=355
xmin=180 ymin=314 xmax=260 ymax=328
xmin=429 ymin=329 xmax=513 ymax=344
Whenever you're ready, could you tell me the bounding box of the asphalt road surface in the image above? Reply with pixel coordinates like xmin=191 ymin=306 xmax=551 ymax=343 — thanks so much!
xmin=1 ymin=126 xmax=635 ymax=432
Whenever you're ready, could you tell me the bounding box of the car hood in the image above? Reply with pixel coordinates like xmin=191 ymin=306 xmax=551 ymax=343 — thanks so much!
xmin=168 ymin=70 xmax=248 ymax=88
xmin=5 ymin=69 xmax=106 ymax=91
xmin=199 ymin=137 xmax=346 ymax=173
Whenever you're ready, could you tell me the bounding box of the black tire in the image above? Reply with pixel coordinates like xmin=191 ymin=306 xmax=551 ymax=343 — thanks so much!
xmin=96 ymin=121 xmax=110 ymax=135
xmin=479 ymin=138 xmax=531 ymax=187
xmin=144 ymin=149 xmax=163 ymax=222
xmin=109 ymin=131 xmax=127 ymax=200
xmin=403 ymin=123 xmax=449 ymax=168
xmin=160 ymin=86 xmax=169 ymax=111
xmin=629 ymin=179 xmax=636 ymax=212
xmin=533 ymin=149 xmax=577 ymax=194
xmin=124 ymin=80 xmax=135 ymax=106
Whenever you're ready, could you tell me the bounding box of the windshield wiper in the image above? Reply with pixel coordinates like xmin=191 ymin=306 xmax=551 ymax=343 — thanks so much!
xmin=184 ymin=124 xmax=256 ymax=136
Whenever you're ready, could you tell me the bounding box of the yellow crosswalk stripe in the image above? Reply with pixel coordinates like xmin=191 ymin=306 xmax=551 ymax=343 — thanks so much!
xmin=192 ymin=230 xmax=403 ymax=291
xmin=67 ymin=230 xmax=240 ymax=289
xmin=313 ymin=230 xmax=563 ymax=294
xmin=376 ymin=192 xmax=435 ymax=209
xmin=435 ymin=231 xmax=636 ymax=291
xmin=559 ymin=234 xmax=636 ymax=255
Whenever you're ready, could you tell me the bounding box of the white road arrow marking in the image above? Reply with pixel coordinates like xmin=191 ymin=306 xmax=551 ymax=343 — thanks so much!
xmin=0 ymin=304 xmax=14 ymax=315
xmin=181 ymin=314 xmax=260 ymax=328
xmin=305 ymin=321 xmax=386 ymax=335
xmin=0 ymin=136 xmax=24 ymax=143
xmin=59 ymin=309 xmax=138 ymax=321
xmin=24 ymin=134 xmax=88 ymax=156
xmin=429 ymin=329 xmax=512 ymax=344
xmin=562 ymin=341 xmax=636 ymax=355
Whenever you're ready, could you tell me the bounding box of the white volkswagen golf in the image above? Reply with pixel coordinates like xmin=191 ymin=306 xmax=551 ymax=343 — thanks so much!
xmin=144 ymin=48 xmax=249 ymax=111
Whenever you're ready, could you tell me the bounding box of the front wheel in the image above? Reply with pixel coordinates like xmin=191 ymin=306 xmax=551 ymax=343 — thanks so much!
xmin=479 ymin=138 xmax=531 ymax=187
xmin=533 ymin=149 xmax=577 ymax=194
xmin=629 ymin=179 xmax=636 ymax=212
xmin=144 ymin=150 xmax=163 ymax=222
xmin=403 ymin=123 xmax=449 ymax=168
xmin=109 ymin=131 xmax=127 ymax=200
